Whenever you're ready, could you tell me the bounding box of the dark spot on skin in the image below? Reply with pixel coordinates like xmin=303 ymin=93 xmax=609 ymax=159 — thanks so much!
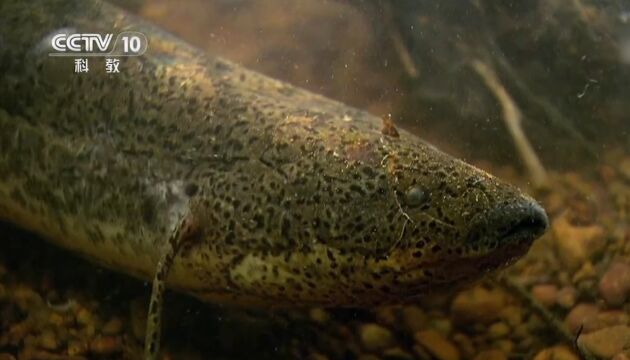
xmin=185 ymin=182 xmax=199 ymax=196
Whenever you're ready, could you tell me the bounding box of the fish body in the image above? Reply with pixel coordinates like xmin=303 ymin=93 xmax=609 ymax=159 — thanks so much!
xmin=0 ymin=0 xmax=547 ymax=307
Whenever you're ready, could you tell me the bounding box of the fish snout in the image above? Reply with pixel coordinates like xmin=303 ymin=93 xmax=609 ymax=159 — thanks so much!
xmin=467 ymin=197 xmax=549 ymax=253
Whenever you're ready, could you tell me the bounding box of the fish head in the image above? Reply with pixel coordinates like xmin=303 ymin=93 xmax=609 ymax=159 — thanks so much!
xmin=363 ymin=139 xmax=549 ymax=301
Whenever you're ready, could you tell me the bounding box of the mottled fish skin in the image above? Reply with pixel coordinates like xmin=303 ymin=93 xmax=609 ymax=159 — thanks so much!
xmin=0 ymin=0 xmax=548 ymax=307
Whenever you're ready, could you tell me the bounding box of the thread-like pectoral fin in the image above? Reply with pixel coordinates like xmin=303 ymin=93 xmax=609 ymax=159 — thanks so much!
xmin=144 ymin=212 xmax=197 ymax=360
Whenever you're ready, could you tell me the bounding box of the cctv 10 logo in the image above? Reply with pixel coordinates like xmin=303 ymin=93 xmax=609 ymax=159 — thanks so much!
xmin=50 ymin=31 xmax=147 ymax=57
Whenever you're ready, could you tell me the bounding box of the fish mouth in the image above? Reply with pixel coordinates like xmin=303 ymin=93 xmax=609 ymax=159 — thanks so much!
xmin=459 ymin=198 xmax=548 ymax=273
xmin=466 ymin=198 xmax=548 ymax=252
xmin=390 ymin=199 xmax=548 ymax=296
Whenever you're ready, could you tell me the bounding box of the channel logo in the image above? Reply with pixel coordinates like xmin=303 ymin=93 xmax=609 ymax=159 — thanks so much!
xmin=48 ymin=30 xmax=147 ymax=57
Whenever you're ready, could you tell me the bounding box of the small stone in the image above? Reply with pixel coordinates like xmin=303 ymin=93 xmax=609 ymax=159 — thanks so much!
xmin=578 ymin=325 xmax=630 ymax=358
xmin=473 ymin=349 xmax=506 ymax=360
xmin=565 ymin=303 xmax=599 ymax=333
xmin=572 ymin=261 xmax=597 ymax=283
xmin=414 ymin=330 xmax=460 ymax=360
xmin=401 ymin=306 xmax=428 ymax=333
xmin=612 ymin=353 xmax=630 ymax=360
xmin=38 ymin=329 xmax=59 ymax=351
xmin=309 ymin=353 xmax=329 ymax=360
xmin=532 ymin=284 xmax=557 ymax=307
xmin=583 ymin=311 xmax=629 ymax=333
xmin=76 ymin=307 xmax=93 ymax=326
xmin=67 ymin=340 xmax=88 ymax=356
xmin=102 ymin=317 xmax=124 ymax=335
xmin=309 ymin=308 xmax=330 ymax=324
xmin=130 ymin=297 xmax=147 ymax=341
xmin=374 ymin=307 xmax=397 ymax=327
xmin=452 ymin=333 xmax=475 ymax=358
xmin=431 ymin=318 xmax=452 ymax=335
xmin=494 ymin=340 xmax=514 ymax=354
xmin=89 ymin=336 xmax=123 ymax=355
xmin=499 ymin=306 xmax=523 ymax=327
xmin=619 ymin=157 xmax=630 ymax=181
xmin=382 ymin=347 xmax=414 ymax=360
xmin=48 ymin=312 xmax=65 ymax=327
xmin=599 ymin=261 xmax=630 ymax=306
xmin=556 ymin=286 xmax=577 ymax=309
xmin=512 ymin=323 xmax=529 ymax=339
xmin=552 ymin=215 xmax=604 ymax=270
xmin=12 ymin=286 xmax=44 ymax=311
xmin=488 ymin=322 xmax=510 ymax=339
xmin=359 ymin=324 xmax=395 ymax=352
xmin=532 ymin=345 xmax=579 ymax=360
xmin=451 ymin=286 xmax=506 ymax=325
xmin=357 ymin=355 xmax=380 ymax=360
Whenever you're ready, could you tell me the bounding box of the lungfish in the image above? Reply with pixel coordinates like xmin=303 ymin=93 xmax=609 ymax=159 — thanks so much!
xmin=0 ymin=0 xmax=548 ymax=357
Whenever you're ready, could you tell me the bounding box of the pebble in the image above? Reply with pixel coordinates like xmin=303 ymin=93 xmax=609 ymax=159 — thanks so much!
xmin=612 ymin=353 xmax=630 ymax=360
xmin=488 ymin=322 xmax=510 ymax=339
xmin=374 ymin=307 xmax=397 ymax=327
xmin=67 ymin=339 xmax=88 ymax=356
xmin=532 ymin=345 xmax=579 ymax=360
xmin=493 ymin=340 xmax=514 ymax=354
xmin=578 ymin=325 xmax=630 ymax=358
xmin=512 ymin=323 xmax=529 ymax=339
xmin=309 ymin=353 xmax=330 ymax=360
xmin=357 ymin=355 xmax=380 ymax=360
xmin=473 ymin=349 xmax=506 ymax=360
xmin=414 ymin=330 xmax=460 ymax=360
xmin=38 ymin=329 xmax=59 ymax=351
xmin=75 ymin=307 xmax=93 ymax=326
xmin=130 ymin=297 xmax=147 ymax=341
xmin=102 ymin=317 xmax=123 ymax=335
xmin=309 ymin=308 xmax=330 ymax=324
xmin=619 ymin=157 xmax=630 ymax=181
xmin=552 ymin=215 xmax=604 ymax=269
xmin=382 ymin=347 xmax=414 ymax=360
xmin=565 ymin=303 xmax=599 ymax=333
xmin=572 ymin=261 xmax=596 ymax=283
xmin=89 ymin=336 xmax=123 ymax=355
xmin=555 ymin=286 xmax=576 ymax=309
xmin=451 ymin=333 xmax=475 ymax=358
xmin=12 ymin=286 xmax=44 ymax=311
xmin=499 ymin=306 xmax=523 ymax=327
xmin=47 ymin=312 xmax=65 ymax=327
xmin=599 ymin=261 xmax=630 ymax=306
xmin=359 ymin=324 xmax=395 ymax=352
xmin=583 ymin=310 xmax=629 ymax=333
xmin=401 ymin=306 xmax=428 ymax=333
xmin=431 ymin=318 xmax=452 ymax=335
xmin=451 ymin=286 xmax=506 ymax=325
xmin=531 ymin=285 xmax=557 ymax=307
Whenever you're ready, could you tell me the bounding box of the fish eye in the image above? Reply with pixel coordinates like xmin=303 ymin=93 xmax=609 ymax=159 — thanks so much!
xmin=405 ymin=186 xmax=428 ymax=207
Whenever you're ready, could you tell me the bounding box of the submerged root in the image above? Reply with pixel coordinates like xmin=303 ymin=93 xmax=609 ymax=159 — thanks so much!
xmin=471 ymin=60 xmax=549 ymax=189
xmin=382 ymin=2 xmax=419 ymax=79
xmin=495 ymin=276 xmax=598 ymax=360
